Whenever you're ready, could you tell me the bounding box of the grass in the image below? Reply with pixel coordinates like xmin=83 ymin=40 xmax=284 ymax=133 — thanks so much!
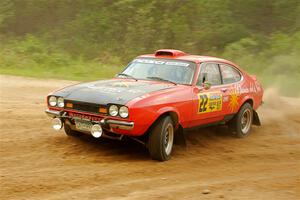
xmin=0 ymin=64 xmax=123 ymax=81
xmin=0 ymin=35 xmax=123 ymax=81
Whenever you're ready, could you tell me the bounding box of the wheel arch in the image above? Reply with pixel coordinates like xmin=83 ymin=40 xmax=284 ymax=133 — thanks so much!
xmin=156 ymin=110 xmax=180 ymax=128
xmin=145 ymin=108 xmax=185 ymax=149
xmin=242 ymin=98 xmax=254 ymax=108
xmin=145 ymin=108 xmax=181 ymax=137
xmin=238 ymin=97 xmax=261 ymax=126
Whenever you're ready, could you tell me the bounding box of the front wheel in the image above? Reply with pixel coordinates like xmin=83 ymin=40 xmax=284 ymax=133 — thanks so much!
xmin=148 ymin=116 xmax=174 ymax=161
xmin=229 ymin=103 xmax=253 ymax=138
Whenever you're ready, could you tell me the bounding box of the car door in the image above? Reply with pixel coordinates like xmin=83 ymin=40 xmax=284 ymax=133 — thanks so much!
xmin=189 ymin=62 xmax=225 ymax=127
xmin=219 ymin=63 xmax=243 ymax=116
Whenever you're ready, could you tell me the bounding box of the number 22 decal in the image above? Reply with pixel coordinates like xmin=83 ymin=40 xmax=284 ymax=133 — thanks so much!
xmin=199 ymin=94 xmax=208 ymax=112
xmin=198 ymin=93 xmax=223 ymax=114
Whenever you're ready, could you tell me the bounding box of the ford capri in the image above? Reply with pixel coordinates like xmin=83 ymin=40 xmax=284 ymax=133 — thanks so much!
xmin=45 ymin=49 xmax=263 ymax=161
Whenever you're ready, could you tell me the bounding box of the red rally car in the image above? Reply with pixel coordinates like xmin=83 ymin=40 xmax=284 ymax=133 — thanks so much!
xmin=45 ymin=49 xmax=263 ymax=161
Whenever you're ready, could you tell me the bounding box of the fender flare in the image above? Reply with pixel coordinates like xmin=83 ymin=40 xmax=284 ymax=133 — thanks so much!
xmin=156 ymin=106 xmax=186 ymax=146
xmin=156 ymin=106 xmax=181 ymax=128
xmin=240 ymin=95 xmax=254 ymax=107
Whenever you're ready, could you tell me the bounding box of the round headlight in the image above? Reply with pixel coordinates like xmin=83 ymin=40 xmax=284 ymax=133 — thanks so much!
xmin=109 ymin=105 xmax=119 ymax=116
xmin=57 ymin=97 xmax=64 ymax=108
xmin=119 ymin=106 xmax=129 ymax=118
xmin=49 ymin=96 xmax=57 ymax=106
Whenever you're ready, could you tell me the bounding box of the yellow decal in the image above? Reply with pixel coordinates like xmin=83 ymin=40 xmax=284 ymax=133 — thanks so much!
xmin=198 ymin=93 xmax=222 ymax=113
xmin=229 ymin=89 xmax=239 ymax=112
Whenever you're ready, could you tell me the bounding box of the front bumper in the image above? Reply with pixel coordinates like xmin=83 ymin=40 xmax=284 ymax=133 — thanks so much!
xmin=101 ymin=119 xmax=134 ymax=130
xmin=45 ymin=109 xmax=134 ymax=131
xmin=45 ymin=109 xmax=62 ymax=118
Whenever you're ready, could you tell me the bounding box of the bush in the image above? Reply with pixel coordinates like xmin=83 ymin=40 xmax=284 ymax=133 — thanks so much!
xmin=221 ymin=32 xmax=300 ymax=96
xmin=0 ymin=35 xmax=122 ymax=80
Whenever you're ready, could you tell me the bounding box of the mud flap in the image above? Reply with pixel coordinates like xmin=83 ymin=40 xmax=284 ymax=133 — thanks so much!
xmin=253 ymin=110 xmax=261 ymax=126
xmin=174 ymin=126 xmax=187 ymax=147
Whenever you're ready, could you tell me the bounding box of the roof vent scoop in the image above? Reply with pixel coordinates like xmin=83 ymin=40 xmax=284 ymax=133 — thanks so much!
xmin=155 ymin=49 xmax=186 ymax=57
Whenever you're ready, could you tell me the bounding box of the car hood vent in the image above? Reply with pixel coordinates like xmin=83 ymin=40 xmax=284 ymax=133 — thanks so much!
xmin=155 ymin=49 xmax=186 ymax=57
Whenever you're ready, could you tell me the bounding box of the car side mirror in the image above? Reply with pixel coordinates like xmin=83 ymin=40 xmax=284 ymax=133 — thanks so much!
xmin=202 ymin=82 xmax=211 ymax=90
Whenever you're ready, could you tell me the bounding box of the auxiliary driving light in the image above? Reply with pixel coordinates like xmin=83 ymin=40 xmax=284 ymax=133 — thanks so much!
xmin=91 ymin=124 xmax=103 ymax=138
xmin=52 ymin=118 xmax=63 ymax=130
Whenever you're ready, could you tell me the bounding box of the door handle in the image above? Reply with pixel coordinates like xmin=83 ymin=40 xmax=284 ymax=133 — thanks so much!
xmin=221 ymin=88 xmax=227 ymax=92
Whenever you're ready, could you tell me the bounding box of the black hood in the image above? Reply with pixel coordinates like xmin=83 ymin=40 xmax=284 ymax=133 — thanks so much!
xmin=53 ymin=79 xmax=174 ymax=105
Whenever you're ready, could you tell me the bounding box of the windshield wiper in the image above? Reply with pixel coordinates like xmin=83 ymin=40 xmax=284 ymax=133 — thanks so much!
xmin=146 ymin=76 xmax=177 ymax=85
xmin=117 ymin=73 xmax=138 ymax=81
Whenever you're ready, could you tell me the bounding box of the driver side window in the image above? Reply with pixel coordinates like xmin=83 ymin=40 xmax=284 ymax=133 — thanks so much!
xmin=197 ymin=63 xmax=222 ymax=86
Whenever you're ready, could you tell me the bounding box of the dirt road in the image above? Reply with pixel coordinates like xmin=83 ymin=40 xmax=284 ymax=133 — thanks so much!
xmin=0 ymin=75 xmax=299 ymax=200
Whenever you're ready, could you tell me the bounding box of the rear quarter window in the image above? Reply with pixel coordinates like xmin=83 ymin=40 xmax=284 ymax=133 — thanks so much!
xmin=220 ymin=64 xmax=242 ymax=84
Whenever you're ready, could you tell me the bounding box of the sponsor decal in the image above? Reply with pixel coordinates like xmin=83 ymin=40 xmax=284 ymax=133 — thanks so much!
xmin=235 ymin=84 xmax=248 ymax=94
xmin=112 ymin=82 xmax=129 ymax=88
xmin=86 ymin=85 xmax=122 ymax=93
xmin=223 ymin=96 xmax=229 ymax=102
xmin=68 ymin=112 xmax=102 ymax=121
xmin=128 ymin=89 xmax=143 ymax=94
xmin=249 ymin=82 xmax=257 ymax=93
xmin=228 ymin=89 xmax=239 ymax=112
xmin=134 ymin=59 xmax=190 ymax=67
xmin=198 ymin=93 xmax=222 ymax=113
xmin=227 ymin=83 xmax=255 ymax=112
xmin=235 ymin=83 xmax=256 ymax=95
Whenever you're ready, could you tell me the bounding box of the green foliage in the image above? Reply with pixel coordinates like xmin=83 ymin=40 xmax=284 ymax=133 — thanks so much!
xmin=0 ymin=0 xmax=299 ymax=95
xmin=0 ymin=35 xmax=122 ymax=80
xmin=221 ymin=32 xmax=300 ymax=96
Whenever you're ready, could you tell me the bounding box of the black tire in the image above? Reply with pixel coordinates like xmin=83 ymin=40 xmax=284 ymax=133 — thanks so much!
xmin=229 ymin=103 xmax=253 ymax=138
xmin=148 ymin=116 xmax=174 ymax=161
xmin=64 ymin=123 xmax=82 ymax=137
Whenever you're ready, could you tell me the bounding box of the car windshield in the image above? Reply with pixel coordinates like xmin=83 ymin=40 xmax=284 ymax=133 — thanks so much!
xmin=120 ymin=58 xmax=196 ymax=85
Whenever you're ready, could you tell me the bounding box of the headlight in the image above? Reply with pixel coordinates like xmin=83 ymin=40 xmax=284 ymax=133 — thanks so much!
xmin=119 ymin=106 xmax=129 ymax=118
xmin=109 ymin=105 xmax=118 ymax=116
xmin=49 ymin=96 xmax=57 ymax=106
xmin=57 ymin=97 xmax=64 ymax=108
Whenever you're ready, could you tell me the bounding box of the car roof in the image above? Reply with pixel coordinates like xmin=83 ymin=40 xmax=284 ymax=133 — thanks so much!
xmin=138 ymin=49 xmax=237 ymax=66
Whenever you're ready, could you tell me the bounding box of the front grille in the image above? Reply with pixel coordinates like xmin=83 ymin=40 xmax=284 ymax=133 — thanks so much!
xmin=64 ymin=100 xmax=107 ymax=114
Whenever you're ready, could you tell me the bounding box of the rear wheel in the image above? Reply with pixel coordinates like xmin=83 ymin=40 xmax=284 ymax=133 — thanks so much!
xmin=229 ymin=103 xmax=253 ymax=138
xmin=148 ymin=116 xmax=174 ymax=161
xmin=64 ymin=123 xmax=82 ymax=137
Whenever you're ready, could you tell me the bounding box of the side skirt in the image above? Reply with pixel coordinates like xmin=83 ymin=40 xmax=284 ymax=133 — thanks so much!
xmin=184 ymin=114 xmax=235 ymax=132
